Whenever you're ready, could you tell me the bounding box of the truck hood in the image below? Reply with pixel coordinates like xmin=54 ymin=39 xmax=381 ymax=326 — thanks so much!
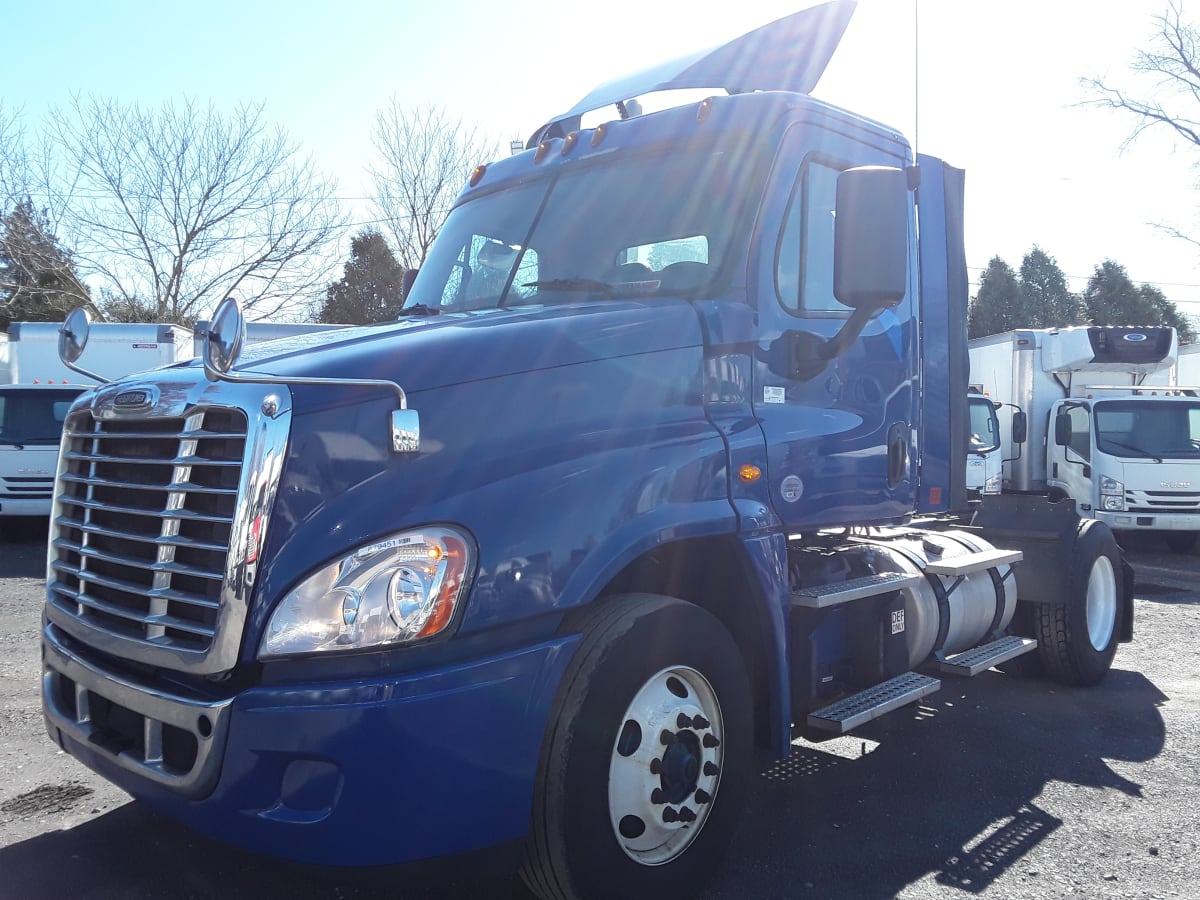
xmin=221 ymin=301 xmax=705 ymax=392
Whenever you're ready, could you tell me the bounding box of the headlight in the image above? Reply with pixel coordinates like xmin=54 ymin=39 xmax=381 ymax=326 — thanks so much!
xmin=1101 ymin=495 xmax=1125 ymax=511
xmin=1100 ymin=477 xmax=1123 ymax=495
xmin=259 ymin=527 xmax=473 ymax=658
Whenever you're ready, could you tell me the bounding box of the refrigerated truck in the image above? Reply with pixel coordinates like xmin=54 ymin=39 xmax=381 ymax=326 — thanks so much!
xmin=970 ymin=325 xmax=1200 ymax=552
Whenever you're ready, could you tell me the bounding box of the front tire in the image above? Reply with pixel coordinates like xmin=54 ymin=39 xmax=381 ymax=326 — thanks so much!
xmin=520 ymin=595 xmax=752 ymax=900
xmin=1036 ymin=521 xmax=1123 ymax=686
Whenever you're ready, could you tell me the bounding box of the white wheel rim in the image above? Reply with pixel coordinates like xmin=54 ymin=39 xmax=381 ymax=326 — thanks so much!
xmin=607 ymin=666 xmax=724 ymax=866
xmin=1086 ymin=554 xmax=1117 ymax=651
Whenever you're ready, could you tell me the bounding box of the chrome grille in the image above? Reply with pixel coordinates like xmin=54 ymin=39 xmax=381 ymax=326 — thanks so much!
xmin=49 ymin=407 xmax=247 ymax=655
xmin=1125 ymin=489 xmax=1200 ymax=513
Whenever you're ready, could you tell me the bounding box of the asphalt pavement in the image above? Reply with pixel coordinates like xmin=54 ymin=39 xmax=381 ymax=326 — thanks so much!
xmin=1 ymin=523 xmax=1196 ymax=900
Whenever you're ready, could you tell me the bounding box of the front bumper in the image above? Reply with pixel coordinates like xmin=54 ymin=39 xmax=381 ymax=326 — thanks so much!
xmin=1096 ymin=510 xmax=1200 ymax=532
xmin=0 ymin=497 xmax=52 ymax=516
xmin=43 ymin=623 xmax=579 ymax=865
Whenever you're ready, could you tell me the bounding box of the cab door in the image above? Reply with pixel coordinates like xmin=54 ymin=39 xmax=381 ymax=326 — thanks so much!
xmin=750 ymin=119 xmax=918 ymax=530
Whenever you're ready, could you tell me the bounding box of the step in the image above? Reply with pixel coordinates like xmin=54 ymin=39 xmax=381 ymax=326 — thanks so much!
xmin=939 ymin=635 xmax=1037 ymax=677
xmin=806 ymin=672 xmax=941 ymax=734
xmin=924 ymin=548 xmax=1023 ymax=578
xmin=791 ymin=572 xmax=922 ymax=609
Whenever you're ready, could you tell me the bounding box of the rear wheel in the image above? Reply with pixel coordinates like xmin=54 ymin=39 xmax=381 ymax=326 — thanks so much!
xmin=1036 ymin=521 xmax=1123 ymax=686
xmin=520 ymin=595 xmax=752 ymax=900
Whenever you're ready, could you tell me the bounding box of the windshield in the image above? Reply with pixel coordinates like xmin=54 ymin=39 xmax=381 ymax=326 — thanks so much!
xmin=404 ymin=135 xmax=765 ymax=313
xmin=1093 ymin=399 xmax=1200 ymax=459
xmin=0 ymin=389 xmax=85 ymax=446
xmin=968 ymin=396 xmax=1000 ymax=453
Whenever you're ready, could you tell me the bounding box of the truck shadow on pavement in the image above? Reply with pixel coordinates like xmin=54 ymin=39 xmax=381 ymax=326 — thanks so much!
xmin=0 ymin=668 xmax=1167 ymax=900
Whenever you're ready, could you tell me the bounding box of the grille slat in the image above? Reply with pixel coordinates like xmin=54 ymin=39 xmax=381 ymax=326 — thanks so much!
xmin=63 ymin=496 xmax=238 ymax=525
xmin=49 ymin=405 xmax=247 ymax=658
xmin=53 ymin=587 xmax=218 ymax=640
xmin=52 ymin=538 xmax=225 ymax=581
xmin=53 ymin=515 xmax=231 ymax=553
xmin=60 ymin=472 xmax=239 ymax=496
xmin=63 ymin=450 xmax=239 ymax=468
xmin=50 ymin=562 xmax=221 ymax=611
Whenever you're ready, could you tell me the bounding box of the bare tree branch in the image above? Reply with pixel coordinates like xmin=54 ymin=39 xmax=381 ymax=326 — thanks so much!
xmin=40 ymin=96 xmax=348 ymax=324
xmin=369 ymin=102 xmax=499 ymax=270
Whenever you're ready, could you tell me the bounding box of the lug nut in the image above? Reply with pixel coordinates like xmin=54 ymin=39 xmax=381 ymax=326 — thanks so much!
xmin=678 ymin=806 xmax=697 ymax=822
xmin=694 ymin=789 xmax=712 ymax=804
xmin=660 ymin=729 xmax=674 ymax=746
xmin=703 ymin=761 xmax=720 ymax=776
xmin=651 ymin=788 xmax=666 ymax=805
xmin=677 ymin=713 xmax=692 ymax=729
xmin=649 ymin=758 xmax=662 ymax=775
xmin=693 ymin=715 xmax=710 ymax=729
xmin=703 ymin=734 xmax=721 ymax=749
xmin=662 ymin=807 xmax=680 ymax=823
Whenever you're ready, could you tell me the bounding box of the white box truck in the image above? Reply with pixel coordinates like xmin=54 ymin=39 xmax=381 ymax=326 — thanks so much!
xmin=970 ymin=325 xmax=1200 ymax=552
xmin=192 ymin=320 xmax=350 ymax=358
xmin=1 ymin=321 xmax=193 ymax=528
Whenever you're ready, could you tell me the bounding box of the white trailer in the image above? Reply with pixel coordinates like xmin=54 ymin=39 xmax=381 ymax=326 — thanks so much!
xmin=1178 ymin=342 xmax=1200 ymax=388
xmin=5 ymin=321 xmax=193 ymax=384
xmin=0 ymin=321 xmax=194 ymax=526
xmin=970 ymin=326 xmax=1200 ymax=553
xmin=192 ymin=320 xmax=350 ymax=359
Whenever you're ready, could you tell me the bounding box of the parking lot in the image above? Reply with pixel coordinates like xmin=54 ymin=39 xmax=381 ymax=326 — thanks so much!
xmin=1 ymin=521 xmax=1197 ymax=900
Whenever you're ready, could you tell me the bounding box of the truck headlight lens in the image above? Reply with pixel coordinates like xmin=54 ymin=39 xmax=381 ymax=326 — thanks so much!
xmin=1100 ymin=477 xmax=1124 ymax=510
xmin=259 ymin=527 xmax=473 ymax=658
xmin=1101 ymin=495 xmax=1125 ymax=511
xmin=1100 ymin=477 xmax=1123 ymax=495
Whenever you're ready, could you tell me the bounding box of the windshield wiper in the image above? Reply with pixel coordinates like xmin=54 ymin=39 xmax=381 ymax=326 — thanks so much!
xmin=399 ymin=304 xmax=441 ymax=317
xmin=523 ymin=278 xmax=615 ymax=297
xmin=1102 ymin=439 xmax=1163 ymax=463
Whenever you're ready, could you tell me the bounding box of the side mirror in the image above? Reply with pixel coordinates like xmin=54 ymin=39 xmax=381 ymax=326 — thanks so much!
xmin=401 ymin=268 xmax=419 ymax=301
xmin=834 ymin=166 xmax=908 ymax=312
xmin=58 ymin=308 xmax=110 ymax=384
xmin=59 ymin=308 xmax=92 ymax=365
xmin=1054 ymin=412 xmax=1071 ymax=447
xmin=1011 ymin=410 xmax=1028 ymax=445
xmin=204 ymin=297 xmax=246 ymax=378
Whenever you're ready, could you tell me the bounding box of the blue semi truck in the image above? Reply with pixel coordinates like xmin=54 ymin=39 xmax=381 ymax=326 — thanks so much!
xmin=41 ymin=3 xmax=1132 ymax=898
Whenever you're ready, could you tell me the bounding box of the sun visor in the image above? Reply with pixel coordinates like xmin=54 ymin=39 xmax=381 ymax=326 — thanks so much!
xmin=529 ymin=0 xmax=857 ymax=146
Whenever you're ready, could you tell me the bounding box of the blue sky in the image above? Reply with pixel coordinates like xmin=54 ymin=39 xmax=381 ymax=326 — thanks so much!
xmin=3 ymin=0 xmax=1197 ymax=320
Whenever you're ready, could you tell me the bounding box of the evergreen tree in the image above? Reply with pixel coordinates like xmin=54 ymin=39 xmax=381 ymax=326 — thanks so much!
xmin=317 ymin=229 xmax=407 ymax=325
xmin=1017 ymin=247 xmax=1082 ymax=328
xmin=1082 ymin=259 xmax=1195 ymax=342
xmin=0 ymin=197 xmax=90 ymax=329
xmin=968 ymin=256 xmax=1020 ymax=338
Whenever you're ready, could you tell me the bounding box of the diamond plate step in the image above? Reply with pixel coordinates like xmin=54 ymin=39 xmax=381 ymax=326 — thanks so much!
xmin=806 ymin=672 xmax=941 ymax=734
xmin=791 ymin=572 xmax=922 ymax=609
xmin=939 ymin=635 xmax=1037 ymax=677
xmin=924 ymin=549 xmax=1023 ymax=577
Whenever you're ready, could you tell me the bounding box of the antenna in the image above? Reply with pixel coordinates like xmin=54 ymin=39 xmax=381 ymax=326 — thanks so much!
xmin=913 ymin=0 xmax=920 ymax=160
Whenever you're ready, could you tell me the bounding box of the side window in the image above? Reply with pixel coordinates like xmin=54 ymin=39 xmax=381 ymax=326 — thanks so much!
xmin=1066 ymin=405 xmax=1092 ymax=462
xmin=619 ymin=236 xmax=709 ymax=271
xmin=777 ymin=160 xmax=850 ymax=314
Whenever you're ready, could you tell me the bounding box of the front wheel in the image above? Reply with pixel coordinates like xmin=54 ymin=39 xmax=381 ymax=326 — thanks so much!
xmin=520 ymin=595 xmax=752 ymax=900
xmin=1036 ymin=521 xmax=1123 ymax=686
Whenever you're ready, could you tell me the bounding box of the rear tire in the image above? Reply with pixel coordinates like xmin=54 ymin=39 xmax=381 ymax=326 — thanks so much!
xmin=520 ymin=595 xmax=752 ymax=900
xmin=1036 ymin=521 xmax=1123 ymax=686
